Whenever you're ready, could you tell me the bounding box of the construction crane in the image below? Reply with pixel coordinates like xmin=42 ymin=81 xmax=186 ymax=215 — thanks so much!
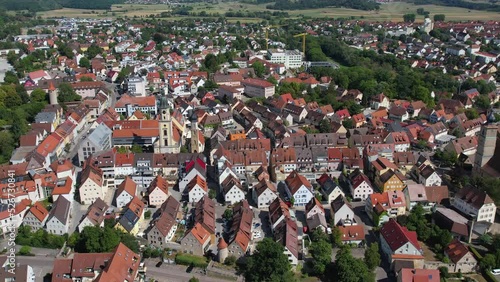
xmin=264 ymin=24 xmax=286 ymax=50
xmin=294 ymin=33 xmax=308 ymax=57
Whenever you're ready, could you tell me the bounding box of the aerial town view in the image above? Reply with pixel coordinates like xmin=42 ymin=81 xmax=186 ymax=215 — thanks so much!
xmin=2 ymin=0 xmax=500 ymax=281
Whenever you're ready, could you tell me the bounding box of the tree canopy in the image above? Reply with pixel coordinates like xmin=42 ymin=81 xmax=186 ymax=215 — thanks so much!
xmin=242 ymin=238 xmax=295 ymax=282
xmin=333 ymin=246 xmax=374 ymax=282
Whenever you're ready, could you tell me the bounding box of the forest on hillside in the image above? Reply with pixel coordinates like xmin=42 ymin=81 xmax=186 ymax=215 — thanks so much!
xmin=0 ymin=0 xmax=125 ymax=11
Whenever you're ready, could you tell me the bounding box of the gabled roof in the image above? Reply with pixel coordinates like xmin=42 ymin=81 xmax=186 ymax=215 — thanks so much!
xmin=49 ymin=196 xmax=71 ymax=224
xmin=116 ymin=176 xmax=137 ymax=197
xmin=285 ymin=170 xmax=312 ymax=195
xmin=305 ymin=197 xmax=325 ymax=216
xmin=148 ymin=175 xmax=169 ymax=195
xmin=186 ymin=222 xmax=211 ymax=245
xmin=380 ymin=219 xmax=421 ymax=252
xmin=445 ymin=239 xmax=474 ymax=264
xmin=27 ymin=201 xmax=49 ymax=222
xmin=454 ymin=186 xmax=493 ymax=209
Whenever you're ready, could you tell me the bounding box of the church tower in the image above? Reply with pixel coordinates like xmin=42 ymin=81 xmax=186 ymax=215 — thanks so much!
xmin=473 ymin=124 xmax=498 ymax=175
xmin=189 ymin=111 xmax=202 ymax=153
xmin=155 ymin=96 xmax=180 ymax=154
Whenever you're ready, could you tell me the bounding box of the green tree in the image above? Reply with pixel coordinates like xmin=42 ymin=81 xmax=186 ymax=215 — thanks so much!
xmin=331 ymin=226 xmax=342 ymax=247
xmin=79 ymin=57 xmax=90 ymax=69
xmin=434 ymin=14 xmax=445 ymax=22
xmin=309 ymin=238 xmax=331 ymax=275
xmin=223 ymin=208 xmax=233 ymax=219
xmin=475 ymin=95 xmax=492 ymax=109
xmin=86 ymin=44 xmax=103 ymax=59
xmin=319 ymin=119 xmax=332 ymax=133
xmin=364 ymin=243 xmax=381 ymax=271
xmin=130 ymin=144 xmax=143 ymax=153
xmin=252 ymin=61 xmax=266 ymax=78
xmin=31 ymin=88 xmax=47 ymax=103
xmin=204 ymin=54 xmax=219 ymax=73
xmin=58 ymin=83 xmax=80 ymax=103
xmin=480 ymin=253 xmax=497 ymax=270
xmin=342 ymin=119 xmax=354 ymax=129
xmin=334 ymin=246 xmax=374 ymax=282
xmin=465 ymin=108 xmax=479 ymax=119
xmin=0 ymin=131 xmax=15 ymax=163
xmin=243 ymin=238 xmax=295 ymax=282
xmin=18 ymin=246 xmax=32 ymax=255
xmin=188 ymin=278 xmax=200 ymax=282
xmin=224 ymin=255 xmax=237 ymax=266
xmin=3 ymin=71 xmax=19 ymax=85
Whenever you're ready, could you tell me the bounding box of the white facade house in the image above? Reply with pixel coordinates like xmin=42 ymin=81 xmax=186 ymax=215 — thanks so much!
xmin=283 ymin=171 xmax=314 ymax=207
xmin=185 ymin=175 xmax=208 ymax=204
xmin=222 ymin=176 xmax=245 ymax=205
xmin=252 ymin=180 xmax=278 ymax=209
xmin=23 ymin=201 xmax=49 ymax=231
xmin=0 ymin=200 xmax=30 ymax=235
xmin=79 ymin=162 xmax=106 ymax=205
xmin=453 ymin=186 xmax=496 ymax=223
xmin=380 ymin=219 xmax=423 ymax=262
xmin=418 ymin=165 xmax=442 ymax=187
xmin=267 ymin=49 xmax=303 ymax=69
xmin=147 ymin=176 xmax=170 ymax=207
xmin=45 ymin=196 xmax=71 ymax=235
xmin=114 ymin=177 xmax=137 ymax=209
xmin=349 ymin=172 xmax=374 ymax=200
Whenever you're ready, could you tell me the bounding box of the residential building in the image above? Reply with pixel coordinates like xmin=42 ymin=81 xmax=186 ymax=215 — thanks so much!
xmin=185 ymin=175 xmax=208 ymax=204
xmin=317 ymin=173 xmax=344 ymax=203
xmin=221 ymin=176 xmax=245 ymax=205
xmin=283 ymin=171 xmax=314 ymax=207
xmin=114 ymin=94 xmax=157 ymax=117
xmin=23 ymin=201 xmax=49 ymax=231
xmin=0 ymin=263 xmax=35 ymax=282
xmin=453 ymin=186 xmax=496 ymax=223
xmin=380 ymin=219 xmax=423 ymax=262
xmin=115 ymin=196 xmax=145 ymax=236
xmin=77 ymin=198 xmax=108 ymax=232
xmin=46 ymin=196 xmax=71 ymax=235
xmin=227 ymin=200 xmax=253 ymax=257
xmin=114 ymin=176 xmax=137 ymax=209
xmin=330 ymin=196 xmax=356 ymax=226
xmin=147 ymin=175 xmax=170 ymax=207
xmin=180 ymin=222 xmax=211 ymax=256
xmin=366 ymin=191 xmax=407 ymax=226
xmin=51 ymin=243 xmax=141 ymax=282
xmin=444 ymin=239 xmax=477 ymax=273
xmin=147 ymin=197 xmax=179 ymax=248
xmin=433 ymin=207 xmax=470 ymax=241
xmin=305 ymin=197 xmax=327 ymax=232
xmin=397 ymin=268 xmax=439 ymax=282
xmin=338 ymin=225 xmax=365 ymax=247
xmin=252 ymin=179 xmax=278 ymax=209
xmin=79 ymin=160 xmax=106 ymax=205
xmin=274 ymin=218 xmax=299 ymax=265
xmin=349 ymin=171 xmax=374 ymax=200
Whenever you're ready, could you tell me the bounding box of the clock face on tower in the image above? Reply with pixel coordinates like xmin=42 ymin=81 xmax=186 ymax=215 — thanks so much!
xmin=163 ymin=110 xmax=167 ymax=114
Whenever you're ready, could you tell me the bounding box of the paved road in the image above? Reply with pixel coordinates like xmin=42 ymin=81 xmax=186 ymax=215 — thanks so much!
xmin=144 ymin=260 xmax=235 ymax=282
xmin=16 ymin=255 xmax=55 ymax=282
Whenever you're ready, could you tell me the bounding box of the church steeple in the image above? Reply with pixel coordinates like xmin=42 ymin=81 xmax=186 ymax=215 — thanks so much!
xmin=155 ymin=95 xmax=180 ymax=154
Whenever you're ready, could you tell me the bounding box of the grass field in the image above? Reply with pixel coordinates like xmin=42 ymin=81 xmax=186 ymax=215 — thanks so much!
xmin=37 ymin=1 xmax=500 ymax=22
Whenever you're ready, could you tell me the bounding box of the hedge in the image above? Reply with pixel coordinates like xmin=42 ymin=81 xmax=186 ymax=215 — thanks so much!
xmin=469 ymin=245 xmax=483 ymax=260
xmin=175 ymin=253 xmax=208 ymax=268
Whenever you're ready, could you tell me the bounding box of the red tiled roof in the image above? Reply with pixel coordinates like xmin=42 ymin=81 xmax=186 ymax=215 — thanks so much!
xmin=380 ymin=219 xmax=421 ymax=252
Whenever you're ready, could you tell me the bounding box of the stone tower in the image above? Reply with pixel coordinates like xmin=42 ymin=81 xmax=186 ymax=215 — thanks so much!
xmin=217 ymin=238 xmax=228 ymax=263
xmin=155 ymin=95 xmax=180 ymax=154
xmin=189 ymin=110 xmax=202 ymax=153
xmin=48 ymin=81 xmax=58 ymax=105
xmin=473 ymin=124 xmax=498 ymax=175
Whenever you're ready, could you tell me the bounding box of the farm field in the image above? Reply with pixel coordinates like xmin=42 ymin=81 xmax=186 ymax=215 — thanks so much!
xmin=37 ymin=1 xmax=500 ymax=21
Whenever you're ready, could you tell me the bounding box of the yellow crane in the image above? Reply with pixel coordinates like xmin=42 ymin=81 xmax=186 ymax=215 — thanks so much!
xmin=264 ymin=24 xmax=286 ymax=50
xmin=293 ymin=33 xmax=308 ymax=57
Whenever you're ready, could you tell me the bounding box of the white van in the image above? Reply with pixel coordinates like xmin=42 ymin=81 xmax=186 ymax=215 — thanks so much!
xmin=491 ymin=269 xmax=500 ymax=275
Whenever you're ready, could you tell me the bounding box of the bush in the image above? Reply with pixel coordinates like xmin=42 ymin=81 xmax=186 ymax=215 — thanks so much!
xmin=18 ymin=246 xmax=32 ymax=256
xmin=224 ymin=255 xmax=237 ymax=266
xmin=144 ymin=210 xmax=151 ymax=219
xmin=175 ymin=253 xmax=208 ymax=268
